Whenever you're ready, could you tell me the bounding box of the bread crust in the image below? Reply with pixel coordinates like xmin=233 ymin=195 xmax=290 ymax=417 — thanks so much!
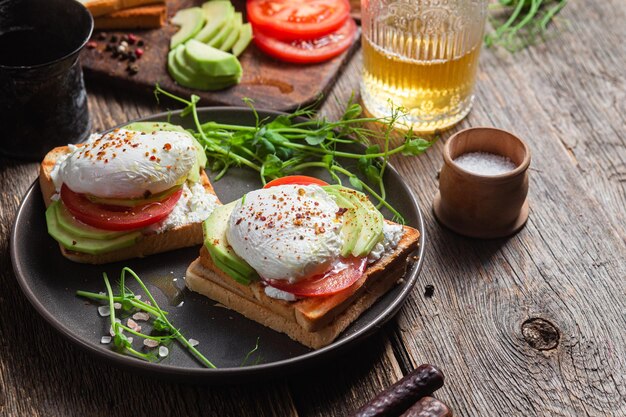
xmin=94 ymin=4 xmax=167 ymax=30
xmin=39 ymin=145 xmax=219 ymax=264
xmin=185 ymin=225 xmax=420 ymax=349
xmin=80 ymin=0 xmax=165 ymax=17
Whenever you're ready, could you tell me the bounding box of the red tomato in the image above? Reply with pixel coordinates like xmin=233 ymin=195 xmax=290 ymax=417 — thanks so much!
xmin=253 ymin=18 xmax=357 ymax=64
xmin=60 ymin=184 xmax=183 ymax=231
xmin=263 ymin=175 xmax=329 ymax=188
xmin=247 ymin=0 xmax=350 ymax=41
xmin=263 ymin=257 xmax=366 ymax=297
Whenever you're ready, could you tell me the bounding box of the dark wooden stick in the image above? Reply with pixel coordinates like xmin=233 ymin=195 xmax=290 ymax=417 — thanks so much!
xmin=400 ymin=397 xmax=452 ymax=417
xmin=350 ymin=364 xmax=445 ymax=417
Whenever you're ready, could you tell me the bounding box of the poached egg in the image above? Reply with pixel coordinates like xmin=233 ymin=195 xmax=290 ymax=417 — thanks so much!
xmin=226 ymin=184 xmax=344 ymax=282
xmin=51 ymin=129 xmax=197 ymax=199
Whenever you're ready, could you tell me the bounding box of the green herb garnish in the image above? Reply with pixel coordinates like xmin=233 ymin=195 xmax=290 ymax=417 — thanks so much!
xmin=154 ymin=86 xmax=434 ymax=223
xmin=485 ymin=0 xmax=568 ymax=52
xmin=77 ymin=267 xmax=216 ymax=368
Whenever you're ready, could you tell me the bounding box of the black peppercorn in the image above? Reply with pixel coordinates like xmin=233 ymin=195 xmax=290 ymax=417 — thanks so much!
xmin=137 ymin=39 xmax=144 ymax=47
xmin=110 ymin=34 xmax=118 ymax=42
xmin=98 ymin=32 xmax=107 ymax=40
xmin=127 ymin=64 xmax=139 ymax=75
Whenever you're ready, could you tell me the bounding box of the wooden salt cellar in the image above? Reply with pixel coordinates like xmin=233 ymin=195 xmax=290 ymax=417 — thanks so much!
xmin=432 ymin=127 xmax=531 ymax=239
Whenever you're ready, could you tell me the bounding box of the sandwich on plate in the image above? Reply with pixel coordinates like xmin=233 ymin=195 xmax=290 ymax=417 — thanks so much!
xmin=185 ymin=175 xmax=420 ymax=349
xmin=40 ymin=122 xmax=219 ymax=264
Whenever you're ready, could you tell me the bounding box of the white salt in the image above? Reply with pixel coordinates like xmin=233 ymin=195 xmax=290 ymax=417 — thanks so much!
xmin=159 ymin=346 xmax=169 ymax=358
xmin=454 ymin=152 xmax=516 ymax=175
xmin=101 ymin=336 xmax=112 ymax=344
xmin=188 ymin=338 xmax=199 ymax=347
xmin=97 ymin=305 xmax=110 ymax=317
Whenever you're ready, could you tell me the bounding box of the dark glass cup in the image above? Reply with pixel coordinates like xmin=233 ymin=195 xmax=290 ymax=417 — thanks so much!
xmin=0 ymin=0 xmax=94 ymax=160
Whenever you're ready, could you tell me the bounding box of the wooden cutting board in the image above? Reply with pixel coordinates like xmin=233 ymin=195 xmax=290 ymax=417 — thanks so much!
xmin=80 ymin=0 xmax=360 ymax=111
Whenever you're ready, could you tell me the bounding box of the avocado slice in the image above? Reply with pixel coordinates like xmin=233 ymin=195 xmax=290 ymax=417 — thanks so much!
xmin=170 ymin=7 xmax=206 ymax=49
xmin=232 ymin=23 xmax=253 ymax=57
xmin=86 ymin=184 xmax=183 ymax=208
xmin=206 ymin=11 xmax=236 ymax=49
xmin=168 ymin=46 xmax=240 ymax=92
xmin=220 ymin=12 xmax=242 ymax=52
xmin=322 ymin=185 xmax=384 ymax=257
xmin=124 ymin=120 xmax=207 ymax=182
xmin=46 ymin=203 xmax=141 ymax=255
xmin=54 ymin=201 xmax=128 ymax=240
xmin=194 ymin=1 xmax=234 ymax=43
xmin=203 ymin=201 xmax=258 ymax=285
xmin=175 ymin=43 xmax=240 ymax=84
xmin=183 ymin=39 xmax=242 ymax=78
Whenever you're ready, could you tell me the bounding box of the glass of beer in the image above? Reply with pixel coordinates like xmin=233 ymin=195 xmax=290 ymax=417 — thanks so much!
xmin=361 ymin=0 xmax=488 ymax=133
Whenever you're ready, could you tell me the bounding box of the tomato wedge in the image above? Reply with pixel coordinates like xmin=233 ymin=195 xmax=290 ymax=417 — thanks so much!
xmin=247 ymin=0 xmax=351 ymax=41
xmin=264 ymin=175 xmax=329 ymax=188
xmin=60 ymin=184 xmax=183 ymax=231
xmin=253 ymin=18 xmax=357 ymax=64
xmin=263 ymin=256 xmax=366 ymax=297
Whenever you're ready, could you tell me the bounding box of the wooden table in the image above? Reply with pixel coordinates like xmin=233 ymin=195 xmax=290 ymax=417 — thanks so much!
xmin=1 ymin=1 xmax=625 ymax=415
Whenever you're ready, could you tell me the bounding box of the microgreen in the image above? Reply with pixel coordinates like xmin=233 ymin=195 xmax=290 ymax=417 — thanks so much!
xmin=485 ymin=0 xmax=568 ymax=52
xmin=78 ymin=267 xmax=216 ymax=368
xmin=154 ymin=85 xmax=436 ymax=224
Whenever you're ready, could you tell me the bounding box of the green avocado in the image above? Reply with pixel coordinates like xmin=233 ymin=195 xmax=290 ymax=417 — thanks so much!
xmin=123 ymin=120 xmax=207 ymax=182
xmin=194 ymin=1 xmax=234 ymax=43
xmin=322 ymin=185 xmax=384 ymax=257
xmin=203 ymin=201 xmax=258 ymax=285
xmin=170 ymin=7 xmax=206 ymax=49
xmin=168 ymin=44 xmax=241 ymax=91
xmin=183 ymin=39 xmax=242 ymax=77
xmin=55 ymin=201 xmax=128 ymax=240
xmin=232 ymin=23 xmax=253 ymax=57
xmin=46 ymin=202 xmax=141 ymax=255
xmin=219 ymin=12 xmax=242 ymax=52
xmin=206 ymin=11 xmax=236 ymax=49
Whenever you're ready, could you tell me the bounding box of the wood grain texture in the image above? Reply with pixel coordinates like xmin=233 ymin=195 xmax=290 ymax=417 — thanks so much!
xmin=81 ymin=0 xmax=360 ymax=111
xmin=2 ymin=1 xmax=626 ymax=416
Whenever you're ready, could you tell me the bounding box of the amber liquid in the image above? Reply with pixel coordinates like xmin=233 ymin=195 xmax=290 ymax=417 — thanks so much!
xmin=361 ymin=24 xmax=483 ymax=133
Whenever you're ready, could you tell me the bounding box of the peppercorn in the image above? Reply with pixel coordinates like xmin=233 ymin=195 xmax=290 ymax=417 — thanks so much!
xmin=98 ymin=32 xmax=107 ymax=40
xmin=117 ymin=44 xmax=127 ymax=53
xmin=127 ymin=64 xmax=139 ymax=75
xmin=121 ymin=35 xmax=129 ymax=42
xmin=110 ymin=34 xmax=118 ymax=42
xmin=128 ymin=52 xmax=137 ymax=62
xmin=128 ymin=33 xmax=137 ymax=44
xmin=111 ymin=49 xmax=119 ymax=58
xmin=120 ymin=40 xmax=128 ymax=48
xmin=137 ymin=39 xmax=144 ymax=47
xmin=105 ymin=43 xmax=113 ymax=52
xmin=86 ymin=41 xmax=97 ymax=49
xmin=134 ymin=48 xmax=144 ymax=58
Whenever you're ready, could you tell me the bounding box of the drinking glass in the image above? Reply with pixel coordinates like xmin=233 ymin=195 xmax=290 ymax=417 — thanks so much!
xmin=360 ymin=0 xmax=488 ymax=133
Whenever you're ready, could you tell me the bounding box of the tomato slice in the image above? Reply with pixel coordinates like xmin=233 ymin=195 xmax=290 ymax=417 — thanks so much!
xmin=263 ymin=256 xmax=366 ymax=297
xmin=60 ymin=184 xmax=183 ymax=231
xmin=253 ymin=18 xmax=357 ymax=64
xmin=247 ymin=0 xmax=350 ymax=41
xmin=264 ymin=175 xmax=329 ymax=188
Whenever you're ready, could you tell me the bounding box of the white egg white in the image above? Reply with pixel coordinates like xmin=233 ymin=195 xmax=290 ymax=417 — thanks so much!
xmin=52 ymin=129 xmax=197 ymax=199
xmin=226 ymin=184 xmax=344 ymax=282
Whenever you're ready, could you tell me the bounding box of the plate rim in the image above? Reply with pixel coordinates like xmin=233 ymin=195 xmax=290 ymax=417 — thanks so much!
xmin=10 ymin=106 xmax=426 ymax=380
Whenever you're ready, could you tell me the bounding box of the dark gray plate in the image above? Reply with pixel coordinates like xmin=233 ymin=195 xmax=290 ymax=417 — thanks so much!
xmin=11 ymin=108 xmax=425 ymax=382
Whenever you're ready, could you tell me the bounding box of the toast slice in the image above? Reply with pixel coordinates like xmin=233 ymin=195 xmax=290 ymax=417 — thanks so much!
xmin=39 ymin=146 xmax=219 ymax=264
xmin=94 ymin=4 xmax=167 ymax=30
xmin=185 ymin=224 xmax=420 ymax=349
xmin=78 ymin=0 xmax=165 ymax=17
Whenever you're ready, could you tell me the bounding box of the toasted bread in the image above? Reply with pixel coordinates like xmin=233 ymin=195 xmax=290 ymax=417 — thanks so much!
xmin=185 ymin=224 xmax=420 ymax=349
xmin=39 ymin=145 xmax=219 ymax=264
xmin=94 ymin=4 xmax=167 ymax=30
xmin=78 ymin=0 xmax=164 ymax=17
